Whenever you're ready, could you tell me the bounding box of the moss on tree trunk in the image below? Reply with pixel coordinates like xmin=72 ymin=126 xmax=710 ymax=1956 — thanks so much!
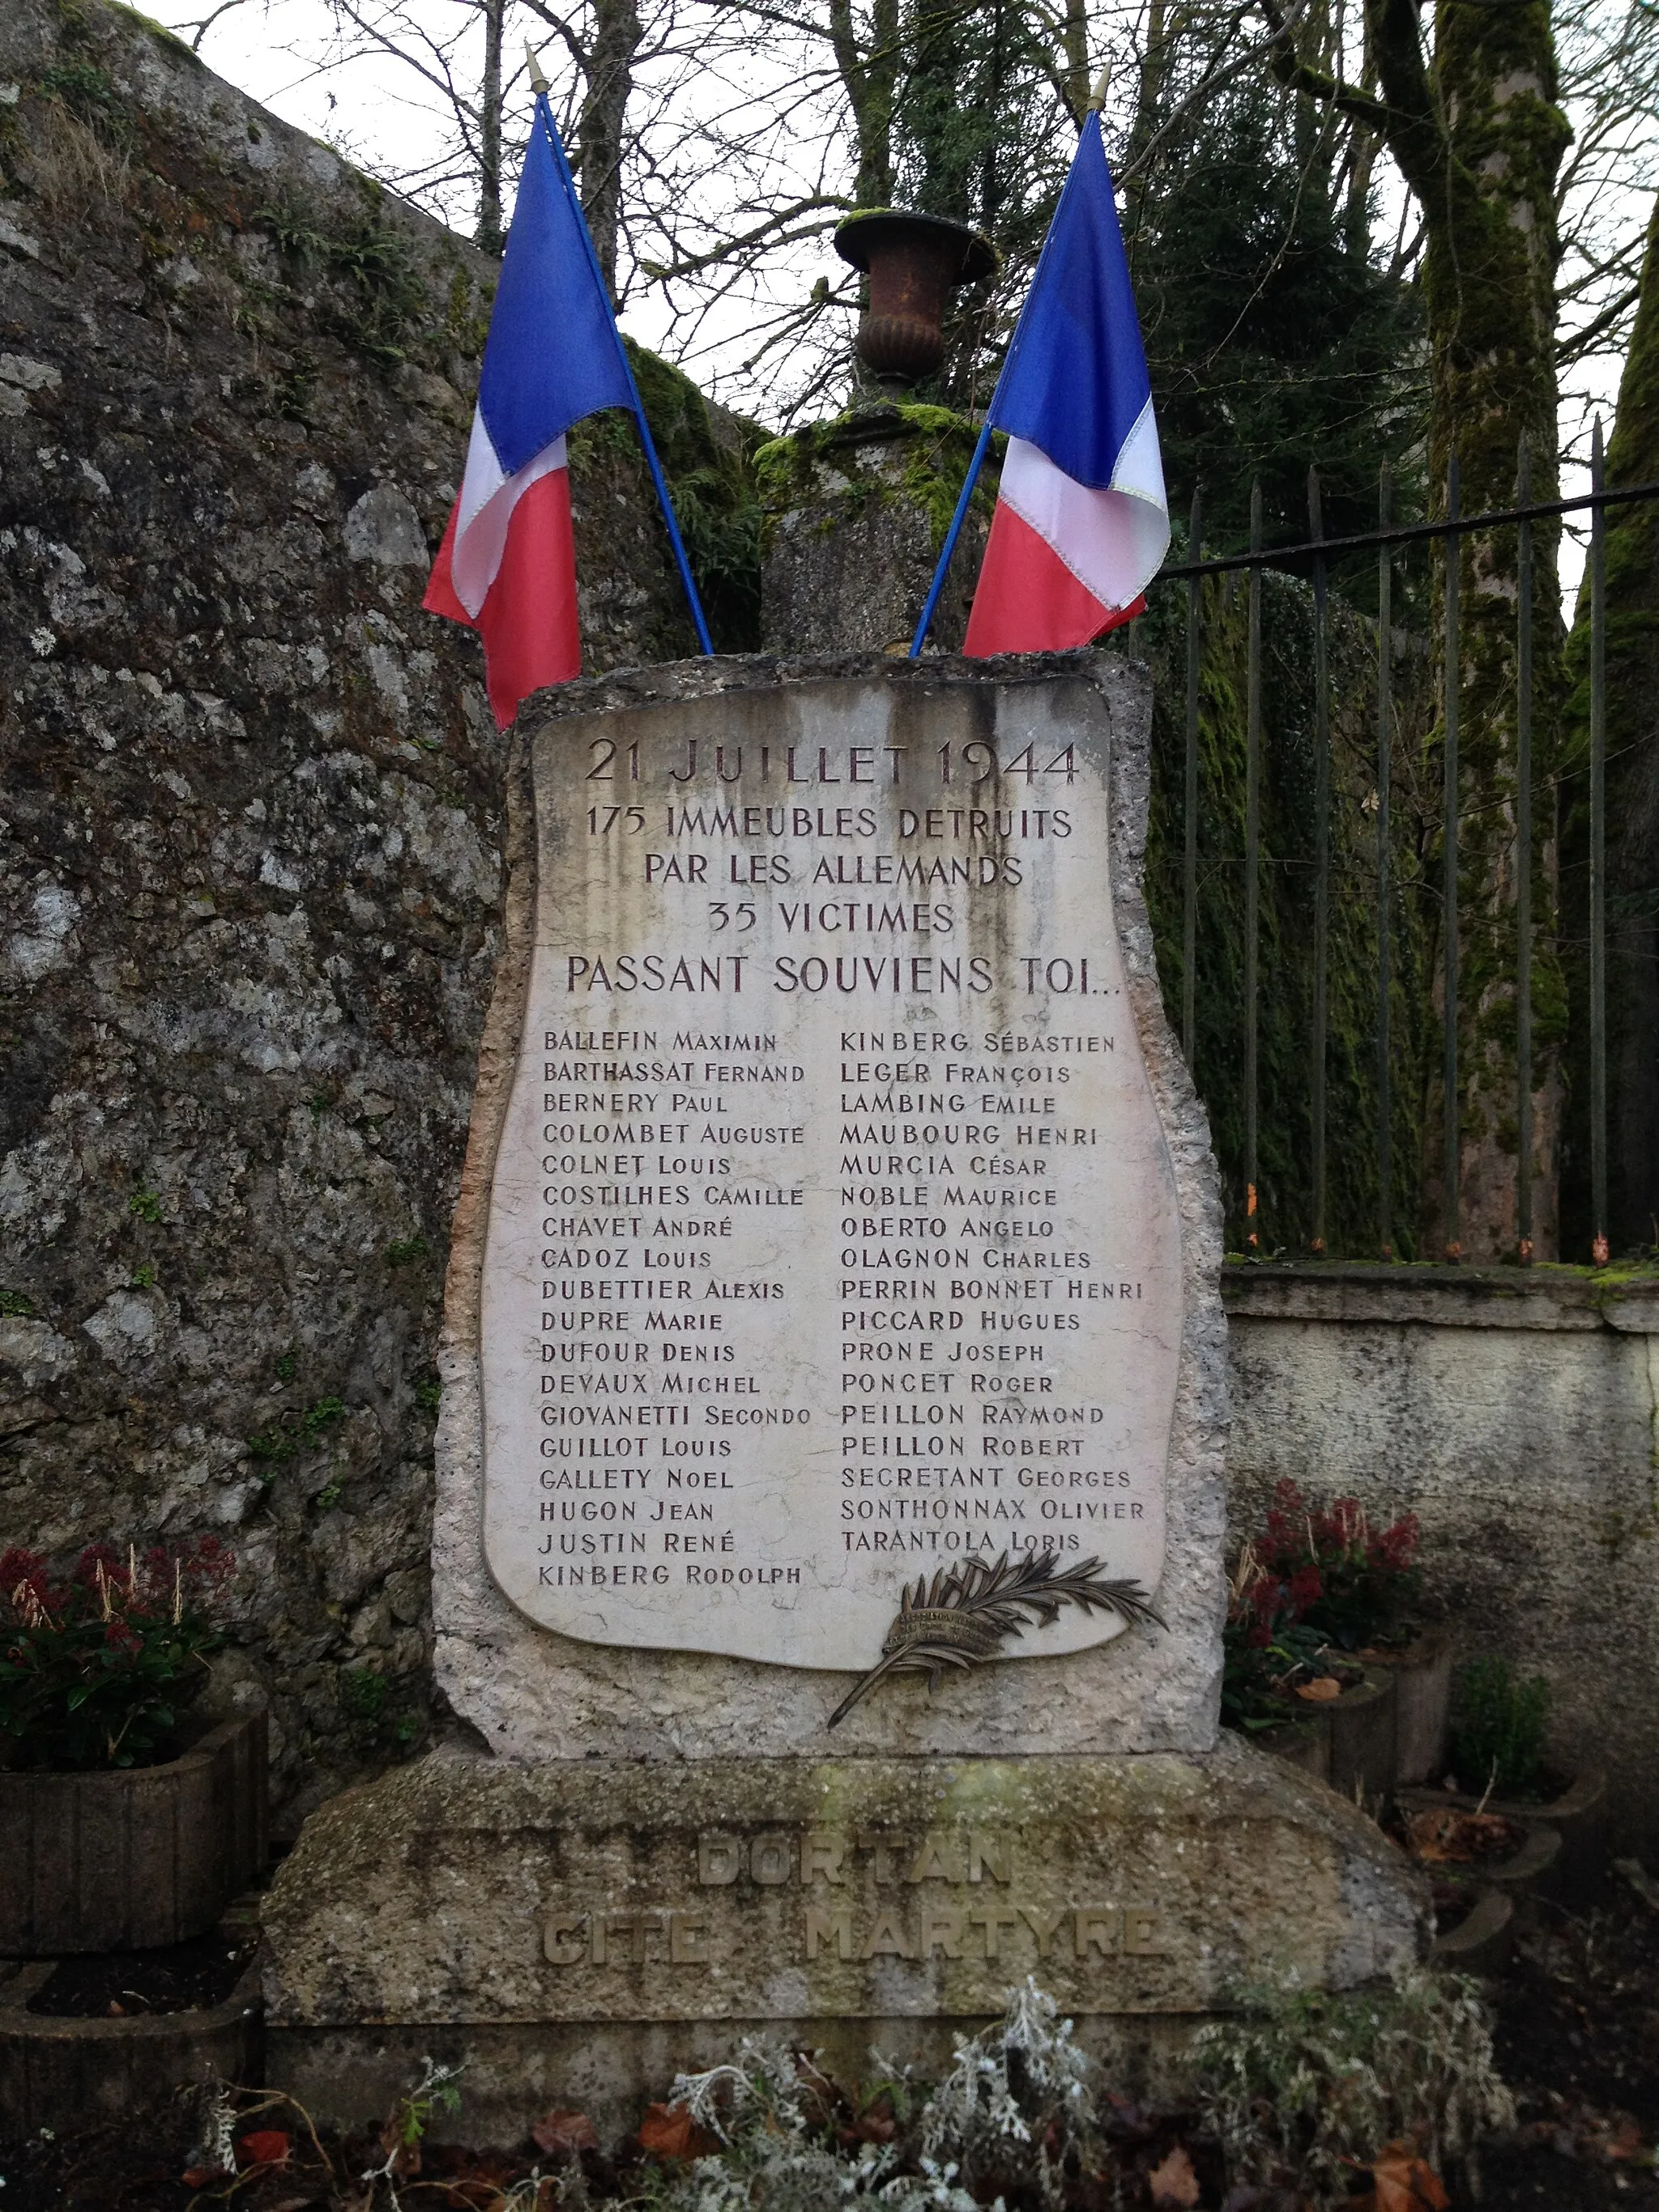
xmin=1267 ymin=0 xmax=1572 ymax=1256
xmin=1559 ymin=191 xmax=1659 ymax=1255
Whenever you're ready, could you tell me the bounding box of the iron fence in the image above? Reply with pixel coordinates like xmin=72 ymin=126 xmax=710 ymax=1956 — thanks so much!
xmin=1149 ymin=444 xmax=1659 ymax=1265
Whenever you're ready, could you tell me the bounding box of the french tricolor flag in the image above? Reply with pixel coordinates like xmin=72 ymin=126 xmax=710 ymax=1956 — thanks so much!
xmin=961 ymin=113 xmax=1168 ymax=656
xmin=424 ymin=92 xmax=706 ymax=725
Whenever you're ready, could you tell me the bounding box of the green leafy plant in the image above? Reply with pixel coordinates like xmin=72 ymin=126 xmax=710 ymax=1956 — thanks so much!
xmin=341 ymin=1666 xmax=388 ymax=1724
xmin=386 ymin=1235 xmax=429 ymax=1267
xmin=36 ymin=58 xmax=130 ymax=143
xmin=1192 ymin=1966 xmax=1513 ymax=2210
xmin=128 ymin=1187 xmax=163 ymax=1222
xmin=0 ymin=1538 xmax=235 ymax=1770
xmin=249 ymin=1395 xmax=346 ymax=1465
xmin=413 ymin=1371 xmax=442 ymax=1411
xmin=1450 ymin=1656 xmax=1550 ymax=1797
xmin=0 ymin=1289 xmax=35 ymax=1316
xmin=358 ymin=2056 xmax=464 ymax=2207
xmin=252 ymin=199 xmax=429 ymax=366
xmin=1221 ymin=1543 xmax=1332 ymax=1730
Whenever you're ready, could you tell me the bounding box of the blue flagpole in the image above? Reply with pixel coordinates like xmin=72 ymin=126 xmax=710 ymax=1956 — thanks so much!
xmin=908 ymin=420 xmax=994 ymax=657
xmin=531 ymin=92 xmax=714 ymax=658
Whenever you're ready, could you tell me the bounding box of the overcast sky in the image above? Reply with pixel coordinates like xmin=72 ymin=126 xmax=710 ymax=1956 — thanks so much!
xmin=165 ymin=0 xmax=1650 ymax=595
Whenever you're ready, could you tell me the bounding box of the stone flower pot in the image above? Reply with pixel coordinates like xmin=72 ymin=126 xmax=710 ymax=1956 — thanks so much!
xmin=0 ymin=1956 xmax=262 ymax=2134
xmin=1364 ymin=1628 xmax=1453 ymax=1786
xmin=1397 ymin=1767 xmax=1606 ymax=1903
xmin=1420 ymin=1818 xmax=1563 ymax=1931
xmin=1325 ymin=1669 xmax=1397 ymax=1806
xmin=0 ymin=1712 xmax=267 ymax=1955
xmin=1257 ymin=1668 xmax=1397 ymax=1807
xmin=1431 ymin=1886 xmax=1514 ymax=1975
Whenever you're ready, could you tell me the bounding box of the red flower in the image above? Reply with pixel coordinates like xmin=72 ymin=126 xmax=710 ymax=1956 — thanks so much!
xmin=1287 ymin=1564 xmax=1323 ymax=1615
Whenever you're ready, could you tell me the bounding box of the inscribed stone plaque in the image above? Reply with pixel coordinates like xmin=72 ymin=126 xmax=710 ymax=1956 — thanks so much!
xmin=262 ymin=1746 xmax=1428 ymax=2033
xmin=477 ymin=671 xmax=1183 ymax=1672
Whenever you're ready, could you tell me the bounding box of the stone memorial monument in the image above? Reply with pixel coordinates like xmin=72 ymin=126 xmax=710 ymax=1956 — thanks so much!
xmin=263 ymin=652 xmax=1424 ymax=2138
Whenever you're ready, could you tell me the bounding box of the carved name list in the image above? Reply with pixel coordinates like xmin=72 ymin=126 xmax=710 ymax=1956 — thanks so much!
xmin=479 ymin=679 xmax=1182 ymax=1669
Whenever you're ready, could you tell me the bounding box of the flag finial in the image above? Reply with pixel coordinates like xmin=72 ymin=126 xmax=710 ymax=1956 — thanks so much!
xmin=525 ymin=41 xmax=550 ymax=94
xmin=1086 ymin=63 xmax=1111 ymax=113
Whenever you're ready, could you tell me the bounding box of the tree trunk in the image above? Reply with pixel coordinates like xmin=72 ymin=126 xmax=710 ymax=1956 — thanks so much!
xmin=830 ymin=0 xmax=898 ymax=207
xmin=1409 ymin=0 xmax=1571 ymax=1260
xmin=477 ymin=0 xmax=505 ymax=256
xmin=578 ymin=0 xmax=643 ymax=297
xmin=1270 ymin=0 xmax=1572 ymax=1256
xmin=1560 ymin=190 xmax=1659 ymax=1255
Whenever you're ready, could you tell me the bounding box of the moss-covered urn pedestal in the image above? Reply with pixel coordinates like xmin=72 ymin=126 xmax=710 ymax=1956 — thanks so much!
xmin=757 ymin=405 xmax=996 ymax=652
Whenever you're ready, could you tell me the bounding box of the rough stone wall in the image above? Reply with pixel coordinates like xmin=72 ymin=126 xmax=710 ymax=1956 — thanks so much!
xmin=1223 ymin=1264 xmax=1659 ymax=1845
xmin=0 ymin=0 xmax=706 ymax=1823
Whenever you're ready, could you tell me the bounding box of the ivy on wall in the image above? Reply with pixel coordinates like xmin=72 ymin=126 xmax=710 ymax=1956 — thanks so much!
xmin=1127 ymin=571 xmax=1439 ymax=1257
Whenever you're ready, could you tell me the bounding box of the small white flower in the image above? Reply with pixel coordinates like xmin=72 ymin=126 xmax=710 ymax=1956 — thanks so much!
xmin=30 ymin=628 xmax=55 ymax=657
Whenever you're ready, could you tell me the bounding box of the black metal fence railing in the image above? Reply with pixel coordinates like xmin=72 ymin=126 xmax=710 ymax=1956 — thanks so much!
xmin=1150 ymin=445 xmax=1659 ymax=1266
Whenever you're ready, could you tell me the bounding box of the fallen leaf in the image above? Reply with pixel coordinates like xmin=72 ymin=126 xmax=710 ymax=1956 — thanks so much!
xmin=1602 ymin=2117 xmax=1646 ymax=2162
xmin=638 ymin=2102 xmax=719 ymax=2160
xmin=107 ymin=1999 xmax=126 ymax=2016
xmin=1296 ymin=1676 xmax=1343 ymax=1703
xmin=1371 ymin=2140 xmax=1449 ymax=2211
xmin=1404 ymin=1808 xmax=1520 ymax=1865
xmin=1148 ymin=2142 xmax=1201 ymax=2206
xmin=841 ymin=2112 xmax=897 ymax=2145
xmin=237 ymin=2129 xmax=293 ymax=2169
xmin=532 ymin=2108 xmax=599 ymax=2156
xmin=181 ymin=2166 xmax=225 ymax=2189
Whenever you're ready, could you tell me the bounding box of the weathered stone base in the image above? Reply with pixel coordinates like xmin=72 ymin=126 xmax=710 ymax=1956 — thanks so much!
xmin=267 ymin=2014 xmax=1208 ymax=2146
xmin=262 ymin=1737 xmax=1427 ymax=2145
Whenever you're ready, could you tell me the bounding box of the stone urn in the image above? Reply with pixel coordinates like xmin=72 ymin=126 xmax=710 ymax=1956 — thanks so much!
xmin=834 ymin=210 xmax=996 ymax=389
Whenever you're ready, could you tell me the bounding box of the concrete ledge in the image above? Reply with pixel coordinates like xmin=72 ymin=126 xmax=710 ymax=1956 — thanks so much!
xmin=1222 ymin=1261 xmax=1659 ymax=1333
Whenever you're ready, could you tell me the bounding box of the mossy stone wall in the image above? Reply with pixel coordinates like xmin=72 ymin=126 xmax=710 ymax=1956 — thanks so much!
xmin=757 ymin=404 xmax=995 ymax=651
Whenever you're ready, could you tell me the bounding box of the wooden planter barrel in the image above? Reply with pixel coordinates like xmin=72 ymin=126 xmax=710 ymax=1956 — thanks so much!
xmin=0 ymin=1713 xmax=267 ymax=1955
